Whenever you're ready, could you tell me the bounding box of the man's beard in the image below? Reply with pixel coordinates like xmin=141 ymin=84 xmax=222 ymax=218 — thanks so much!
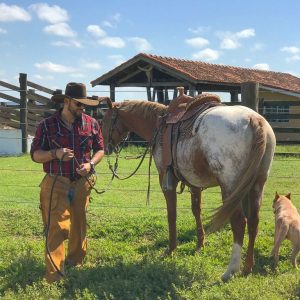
xmin=68 ymin=103 xmax=83 ymax=119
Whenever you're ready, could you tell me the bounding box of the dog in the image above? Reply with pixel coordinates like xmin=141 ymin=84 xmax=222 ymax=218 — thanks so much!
xmin=271 ymin=192 xmax=300 ymax=268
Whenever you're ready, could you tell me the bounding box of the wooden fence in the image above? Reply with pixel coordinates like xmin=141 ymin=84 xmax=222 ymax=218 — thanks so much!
xmin=0 ymin=73 xmax=56 ymax=152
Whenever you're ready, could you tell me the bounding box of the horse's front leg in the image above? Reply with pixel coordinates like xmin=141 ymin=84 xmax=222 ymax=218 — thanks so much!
xmin=190 ymin=187 xmax=205 ymax=251
xmin=159 ymin=172 xmax=178 ymax=255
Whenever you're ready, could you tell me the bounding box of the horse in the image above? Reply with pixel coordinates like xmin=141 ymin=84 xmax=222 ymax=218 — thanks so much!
xmin=101 ymin=96 xmax=276 ymax=281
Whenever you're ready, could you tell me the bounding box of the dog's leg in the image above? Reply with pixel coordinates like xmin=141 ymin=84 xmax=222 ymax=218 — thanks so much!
xmin=271 ymin=219 xmax=289 ymax=264
xmin=291 ymin=245 xmax=299 ymax=269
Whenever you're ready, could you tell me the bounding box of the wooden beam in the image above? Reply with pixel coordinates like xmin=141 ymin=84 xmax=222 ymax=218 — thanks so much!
xmin=27 ymin=81 xmax=55 ymax=95
xmin=0 ymin=80 xmax=19 ymax=91
xmin=273 ymin=127 xmax=300 ymax=133
xmin=0 ymin=92 xmax=20 ymax=104
xmin=27 ymin=90 xmax=51 ymax=105
xmin=117 ymin=69 xmax=143 ymax=84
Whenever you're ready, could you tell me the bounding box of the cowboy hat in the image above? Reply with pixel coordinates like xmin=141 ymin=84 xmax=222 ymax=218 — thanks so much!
xmin=51 ymin=82 xmax=100 ymax=106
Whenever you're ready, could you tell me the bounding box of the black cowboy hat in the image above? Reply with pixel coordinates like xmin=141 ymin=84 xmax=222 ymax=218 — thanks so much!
xmin=51 ymin=82 xmax=100 ymax=106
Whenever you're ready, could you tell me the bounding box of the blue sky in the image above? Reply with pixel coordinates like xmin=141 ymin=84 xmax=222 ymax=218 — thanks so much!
xmin=0 ymin=0 xmax=300 ymax=100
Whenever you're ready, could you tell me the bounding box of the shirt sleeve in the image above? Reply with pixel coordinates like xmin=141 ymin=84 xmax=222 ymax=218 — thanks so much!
xmin=30 ymin=120 xmax=50 ymax=160
xmin=92 ymin=119 xmax=104 ymax=152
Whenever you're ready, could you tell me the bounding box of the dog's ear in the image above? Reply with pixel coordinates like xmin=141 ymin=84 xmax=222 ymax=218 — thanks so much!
xmin=286 ymin=193 xmax=291 ymax=200
xmin=275 ymin=192 xmax=280 ymax=199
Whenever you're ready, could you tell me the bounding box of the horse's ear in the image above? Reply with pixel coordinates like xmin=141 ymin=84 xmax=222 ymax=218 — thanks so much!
xmin=98 ymin=97 xmax=113 ymax=109
xmin=286 ymin=192 xmax=291 ymax=200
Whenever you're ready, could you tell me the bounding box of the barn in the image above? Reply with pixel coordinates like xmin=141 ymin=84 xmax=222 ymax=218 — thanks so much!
xmin=91 ymin=53 xmax=300 ymax=143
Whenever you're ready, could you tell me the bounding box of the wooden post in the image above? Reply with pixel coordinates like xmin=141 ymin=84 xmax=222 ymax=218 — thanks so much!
xmin=241 ymin=82 xmax=259 ymax=111
xmin=230 ymin=91 xmax=239 ymax=102
xmin=110 ymin=85 xmax=115 ymax=102
xmin=152 ymin=88 xmax=156 ymax=101
xmin=157 ymin=88 xmax=164 ymax=104
xmin=146 ymin=86 xmax=152 ymax=101
xmin=19 ymin=73 xmax=28 ymax=153
xmin=189 ymin=85 xmax=196 ymax=96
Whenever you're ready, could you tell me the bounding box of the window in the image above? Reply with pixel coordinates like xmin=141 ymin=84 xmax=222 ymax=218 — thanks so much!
xmin=263 ymin=105 xmax=289 ymax=123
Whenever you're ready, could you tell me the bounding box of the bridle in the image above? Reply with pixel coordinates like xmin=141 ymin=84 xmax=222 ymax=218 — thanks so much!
xmin=105 ymin=106 xmax=160 ymax=203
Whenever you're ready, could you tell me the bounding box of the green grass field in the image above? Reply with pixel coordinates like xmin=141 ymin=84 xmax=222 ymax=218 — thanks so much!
xmin=0 ymin=146 xmax=300 ymax=299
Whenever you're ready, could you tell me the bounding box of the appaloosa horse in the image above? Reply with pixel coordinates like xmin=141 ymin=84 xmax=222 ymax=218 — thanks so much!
xmin=101 ymin=96 xmax=275 ymax=281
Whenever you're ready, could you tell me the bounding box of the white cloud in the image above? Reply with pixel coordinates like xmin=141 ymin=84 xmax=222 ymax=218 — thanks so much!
xmin=128 ymin=37 xmax=152 ymax=52
xmin=44 ymin=23 xmax=76 ymax=37
xmin=102 ymin=21 xmax=113 ymax=28
xmin=219 ymin=28 xmax=255 ymax=50
xmin=220 ymin=37 xmax=240 ymax=49
xmin=0 ymin=27 xmax=7 ymax=34
xmin=108 ymin=55 xmax=126 ymax=66
xmin=235 ymin=28 xmax=255 ymax=38
xmin=98 ymin=37 xmax=125 ymax=48
xmin=29 ymin=3 xmax=68 ymax=24
xmin=33 ymin=74 xmax=54 ymax=80
xmin=185 ymin=37 xmax=209 ymax=48
xmin=281 ymin=46 xmax=300 ymax=54
xmin=0 ymin=3 xmax=31 ymax=22
xmin=84 ymin=62 xmax=102 ymax=70
xmin=281 ymin=46 xmax=300 ymax=62
xmin=253 ymin=63 xmax=270 ymax=70
xmin=188 ymin=26 xmax=211 ymax=35
xmin=52 ymin=40 xmax=82 ymax=48
xmin=35 ymin=61 xmax=77 ymax=73
xmin=87 ymin=25 xmax=106 ymax=37
xmin=192 ymin=48 xmax=220 ymax=61
xmin=102 ymin=13 xmax=121 ymax=28
xmin=286 ymin=55 xmax=300 ymax=62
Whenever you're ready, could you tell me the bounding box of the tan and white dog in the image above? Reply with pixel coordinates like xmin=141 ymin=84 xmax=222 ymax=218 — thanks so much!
xmin=271 ymin=192 xmax=300 ymax=268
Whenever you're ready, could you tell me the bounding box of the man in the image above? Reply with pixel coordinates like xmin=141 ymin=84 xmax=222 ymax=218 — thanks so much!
xmin=30 ymin=82 xmax=105 ymax=283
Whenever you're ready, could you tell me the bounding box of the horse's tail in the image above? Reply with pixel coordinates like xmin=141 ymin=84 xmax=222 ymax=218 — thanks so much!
xmin=209 ymin=116 xmax=267 ymax=233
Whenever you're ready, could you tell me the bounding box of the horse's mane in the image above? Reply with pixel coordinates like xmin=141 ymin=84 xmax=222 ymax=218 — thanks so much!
xmin=118 ymin=100 xmax=167 ymax=122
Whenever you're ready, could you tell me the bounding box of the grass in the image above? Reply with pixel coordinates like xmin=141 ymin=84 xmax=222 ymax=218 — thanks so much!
xmin=0 ymin=145 xmax=300 ymax=299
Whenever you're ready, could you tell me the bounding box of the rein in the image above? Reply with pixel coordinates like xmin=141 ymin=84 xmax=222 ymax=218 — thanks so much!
xmin=106 ymin=107 xmax=159 ymax=204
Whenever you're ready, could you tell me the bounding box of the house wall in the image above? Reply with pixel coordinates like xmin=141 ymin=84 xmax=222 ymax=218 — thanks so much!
xmin=259 ymin=90 xmax=300 ymax=143
xmin=0 ymin=129 xmax=32 ymax=155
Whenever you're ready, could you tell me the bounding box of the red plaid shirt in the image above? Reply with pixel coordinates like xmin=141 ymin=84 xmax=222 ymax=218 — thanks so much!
xmin=30 ymin=109 xmax=104 ymax=181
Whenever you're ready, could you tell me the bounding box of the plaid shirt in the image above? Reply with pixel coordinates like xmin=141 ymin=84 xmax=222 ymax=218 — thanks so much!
xmin=30 ymin=109 xmax=104 ymax=181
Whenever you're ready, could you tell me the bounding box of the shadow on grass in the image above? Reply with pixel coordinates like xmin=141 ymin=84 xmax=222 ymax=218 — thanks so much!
xmin=62 ymin=258 xmax=192 ymax=299
xmin=0 ymin=254 xmax=197 ymax=299
xmin=0 ymin=255 xmax=44 ymax=294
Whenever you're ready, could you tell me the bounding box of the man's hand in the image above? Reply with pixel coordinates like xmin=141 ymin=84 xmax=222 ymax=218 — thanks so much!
xmin=56 ymin=148 xmax=74 ymax=161
xmin=76 ymin=163 xmax=91 ymax=176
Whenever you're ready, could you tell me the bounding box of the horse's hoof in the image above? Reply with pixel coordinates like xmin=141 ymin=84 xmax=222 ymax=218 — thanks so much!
xmin=221 ymin=270 xmax=235 ymax=282
xmin=242 ymin=267 xmax=252 ymax=276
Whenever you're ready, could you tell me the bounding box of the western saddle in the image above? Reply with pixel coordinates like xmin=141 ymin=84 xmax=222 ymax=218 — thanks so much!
xmin=159 ymin=87 xmax=222 ymax=191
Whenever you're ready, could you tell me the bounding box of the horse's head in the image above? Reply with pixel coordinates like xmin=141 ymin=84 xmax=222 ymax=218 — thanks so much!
xmin=102 ymin=98 xmax=129 ymax=155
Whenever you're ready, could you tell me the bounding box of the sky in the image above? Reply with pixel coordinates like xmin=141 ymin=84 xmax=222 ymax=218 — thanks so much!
xmin=0 ymin=0 xmax=300 ymax=101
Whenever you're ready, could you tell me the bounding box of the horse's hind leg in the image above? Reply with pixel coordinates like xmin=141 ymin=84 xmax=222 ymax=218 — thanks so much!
xmin=190 ymin=187 xmax=205 ymax=251
xmin=222 ymin=206 xmax=246 ymax=282
xmin=243 ymin=177 xmax=266 ymax=274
